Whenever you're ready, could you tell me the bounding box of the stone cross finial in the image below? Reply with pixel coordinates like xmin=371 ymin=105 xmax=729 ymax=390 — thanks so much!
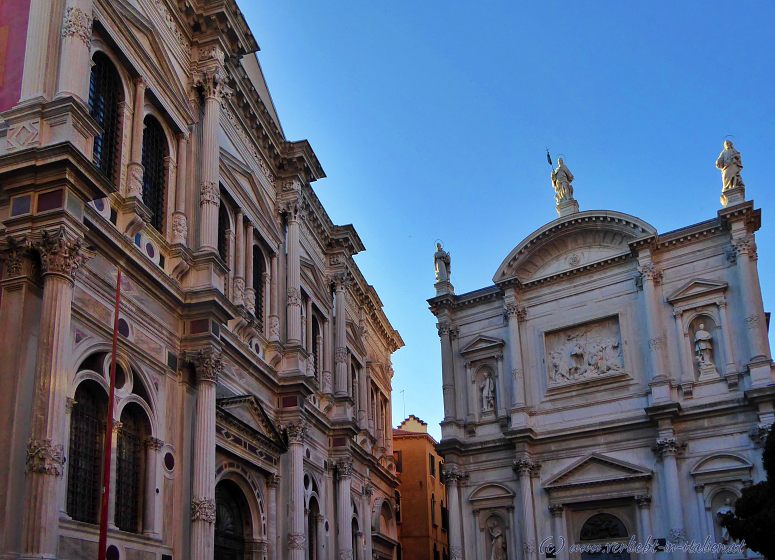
xmin=551 ymin=157 xmax=580 ymax=217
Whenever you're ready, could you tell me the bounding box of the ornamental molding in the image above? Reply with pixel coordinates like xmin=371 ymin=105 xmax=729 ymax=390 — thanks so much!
xmin=151 ymin=0 xmax=191 ymax=57
xmin=287 ymin=286 xmax=301 ymax=307
xmin=25 ymin=439 xmax=65 ymax=476
xmin=222 ymin=106 xmax=275 ymax=186
xmin=194 ymin=348 xmax=223 ymax=384
xmin=62 ymin=7 xmax=93 ymax=45
xmin=336 ymin=459 xmax=353 ymax=479
xmin=35 ymin=227 xmax=91 ymax=281
xmin=191 ymin=497 xmax=216 ymax=523
xmin=286 ymin=422 xmax=307 ymax=444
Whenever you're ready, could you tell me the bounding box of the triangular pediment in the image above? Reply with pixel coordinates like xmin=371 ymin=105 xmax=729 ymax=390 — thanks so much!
xmin=217 ymin=395 xmax=286 ymax=452
xmin=667 ymin=279 xmax=728 ymax=303
xmin=544 ymin=453 xmax=652 ymax=489
xmin=460 ymin=335 xmax=504 ymax=356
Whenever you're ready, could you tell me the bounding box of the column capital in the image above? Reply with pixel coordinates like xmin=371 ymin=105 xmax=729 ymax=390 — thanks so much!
xmin=548 ymin=504 xmax=564 ymax=517
xmin=638 ymin=262 xmax=663 ymax=284
xmin=504 ymin=302 xmax=527 ymax=322
xmin=61 ymin=6 xmax=93 ymax=45
xmin=25 ymin=439 xmax=65 ymax=477
xmin=286 ymin=422 xmax=307 ymax=444
xmin=362 ymin=483 xmax=374 ymax=496
xmin=442 ymin=468 xmax=466 ymax=486
xmin=199 ymin=181 xmax=219 ymax=207
xmin=513 ymin=455 xmax=540 ymax=477
xmin=336 ymin=458 xmax=353 ymax=479
xmin=267 ymin=473 xmax=281 ymax=488
xmin=145 ymin=437 xmax=164 ymax=451
xmin=35 ymin=226 xmax=92 ymax=281
xmin=194 ymin=348 xmax=222 ymax=384
xmin=437 ymin=320 xmax=451 ymax=338
xmin=634 ymin=494 xmax=652 ymax=508
xmin=332 ymin=271 xmax=351 ymax=291
xmin=731 ymin=234 xmax=756 ymax=259
xmin=654 ymin=436 xmax=684 ymax=457
xmin=334 ymin=346 xmax=348 ymax=364
xmin=191 ymin=497 xmax=216 ymax=523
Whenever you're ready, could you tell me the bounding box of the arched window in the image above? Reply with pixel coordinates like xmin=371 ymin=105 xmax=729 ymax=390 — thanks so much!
xmin=115 ymin=403 xmax=150 ymax=533
xmin=140 ymin=115 xmax=168 ymax=231
xmin=89 ymin=52 xmax=123 ymax=183
xmin=579 ymin=513 xmax=630 ymax=560
xmin=253 ymin=245 xmax=264 ymax=324
xmin=217 ymin=199 xmax=229 ymax=262
xmin=215 ymin=480 xmax=251 ymax=560
xmin=67 ymin=381 xmax=107 ymax=523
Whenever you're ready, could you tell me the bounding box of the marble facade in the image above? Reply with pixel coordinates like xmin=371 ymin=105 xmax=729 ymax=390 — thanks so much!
xmin=430 ymin=175 xmax=774 ymax=559
xmin=0 ymin=1 xmax=402 ymax=559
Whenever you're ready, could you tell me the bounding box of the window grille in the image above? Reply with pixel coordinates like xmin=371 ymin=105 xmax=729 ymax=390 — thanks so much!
xmin=89 ymin=53 xmax=123 ymax=183
xmin=115 ymin=406 xmax=146 ymax=533
xmin=141 ymin=116 xmax=167 ymax=231
xmin=66 ymin=383 xmax=106 ymax=523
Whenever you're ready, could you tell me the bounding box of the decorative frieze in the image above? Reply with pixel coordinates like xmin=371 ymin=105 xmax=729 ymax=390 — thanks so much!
xmin=25 ymin=439 xmax=65 ymax=476
xmin=61 ymin=7 xmax=93 ymax=45
xmin=191 ymin=497 xmax=216 ymax=523
xmin=545 ymin=316 xmax=625 ymax=385
xmin=288 ymin=533 xmax=305 ymax=549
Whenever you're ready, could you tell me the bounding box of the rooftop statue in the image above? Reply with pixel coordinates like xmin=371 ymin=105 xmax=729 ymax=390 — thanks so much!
xmin=434 ymin=242 xmax=451 ymax=283
xmin=716 ymin=140 xmax=744 ymax=192
xmin=551 ymin=158 xmax=575 ymax=204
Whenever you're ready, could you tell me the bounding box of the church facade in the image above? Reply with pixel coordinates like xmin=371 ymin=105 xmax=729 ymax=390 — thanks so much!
xmin=430 ymin=160 xmax=773 ymax=560
xmin=0 ymin=1 xmax=402 ymax=560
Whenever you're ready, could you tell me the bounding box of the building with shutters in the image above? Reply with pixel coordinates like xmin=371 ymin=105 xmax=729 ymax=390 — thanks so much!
xmin=0 ymin=1 xmax=402 ymax=559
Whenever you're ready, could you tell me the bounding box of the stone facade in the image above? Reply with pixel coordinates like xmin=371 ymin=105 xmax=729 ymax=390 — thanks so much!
xmin=430 ymin=182 xmax=774 ymax=559
xmin=0 ymin=1 xmax=402 ymax=559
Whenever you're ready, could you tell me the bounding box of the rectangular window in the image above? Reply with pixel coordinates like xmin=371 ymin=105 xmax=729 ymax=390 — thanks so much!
xmin=429 ymin=454 xmax=436 ymax=477
xmin=394 ymin=450 xmax=403 ymax=473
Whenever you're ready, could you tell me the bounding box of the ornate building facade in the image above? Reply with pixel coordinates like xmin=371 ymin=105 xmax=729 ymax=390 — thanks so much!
xmin=0 ymin=1 xmax=402 ymax=559
xmin=430 ymin=159 xmax=773 ymax=560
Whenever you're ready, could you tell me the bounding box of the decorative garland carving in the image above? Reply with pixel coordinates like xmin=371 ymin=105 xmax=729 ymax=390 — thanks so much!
xmin=191 ymin=497 xmax=216 ymax=523
xmin=287 ymin=286 xmax=301 ymax=307
xmin=25 ymin=439 xmax=65 ymax=476
xmin=62 ymin=7 xmax=92 ymax=45
xmin=288 ymin=533 xmax=306 ymax=549
xmin=171 ymin=213 xmax=188 ymax=242
xmin=200 ymin=181 xmax=219 ymax=206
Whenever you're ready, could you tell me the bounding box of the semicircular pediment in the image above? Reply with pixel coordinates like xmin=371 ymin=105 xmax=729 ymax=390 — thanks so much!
xmin=493 ymin=211 xmax=656 ymax=284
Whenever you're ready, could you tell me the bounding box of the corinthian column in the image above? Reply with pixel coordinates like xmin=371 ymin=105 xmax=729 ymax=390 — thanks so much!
xmin=196 ymin=61 xmax=226 ymax=252
xmin=731 ymin=234 xmax=771 ymax=364
xmin=190 ymin=348 xmax=222 ymax=560
xmin=362 ymin=484 xmax=374 ymax=560
xmin=445 ymin=470 xmax=465 ymax=560
xmin=504 ymin=291 xmax=526 ymax=410
xmin=637 ymin=252 xmax=670 ymax=400
xmin=437 ymin=318 xmax=456 ymax=421
xmin=23 ymin=227 xmax=91 ymax=558
xmin=514 ymin=456 xmax=539 ymax=560
xmin=172 ymin=133 xmax=189 ymax=245
xmin=336 ymin=459 xmax=354 ymax=560
xmin=267 ymin=474 xmax=279 ymax=560
xmin=56 ymin=0 xmax=94 ymax=102
xmin=287 ymin=423 xmax=307 ymax=560
xmin=285 ymin=196 xmax=302 ymax=344
xmin=333 ymin=273 xmax=349 ymax=396
xmin=655 ymin=437 xmax=686 ymax=559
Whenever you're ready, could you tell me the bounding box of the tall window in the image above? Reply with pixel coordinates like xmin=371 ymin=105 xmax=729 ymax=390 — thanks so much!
xmin=431 ymin=493 xmax=436 ymax=525
xmin=115 ymin=403 xmax=149 ymax=533
xmin=67 ymin=381 xmax=107 ymax=523
xmin=429 ymin=454 xmax=436 ymax=477
xmin=253 ymin=245 xmax=264 ymax=324
xmin=89 ymin=52 xmax=123 ymax=183
xmin=141 ymin=115 xmax=167 ymax=231
xmin=311 ymin=317 xmax=321 ymax=379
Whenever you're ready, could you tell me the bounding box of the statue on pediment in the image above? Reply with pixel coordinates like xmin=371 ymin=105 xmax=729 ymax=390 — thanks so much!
xmin=716 ymin=140 xmax=744 ymax=192
xmin=551 ymin=158 xmax=574 ymax=204
xmin=434 ymin=242 xmax=451 ymax=283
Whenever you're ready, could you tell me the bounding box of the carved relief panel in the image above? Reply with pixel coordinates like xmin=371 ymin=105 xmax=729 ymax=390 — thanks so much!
xmin=544 ymin=316 xmax=625 ymax=386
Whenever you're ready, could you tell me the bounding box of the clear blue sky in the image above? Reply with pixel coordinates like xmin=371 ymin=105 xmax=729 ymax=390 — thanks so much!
xmin=240 ymin=2 xmax=775 ymax=440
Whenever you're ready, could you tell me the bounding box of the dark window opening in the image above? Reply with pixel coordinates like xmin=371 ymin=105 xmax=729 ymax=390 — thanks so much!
xmin=89 ymin=52 xmax=123 ymax=184
xmin=140 ymin=115 xmax=167 ymax=231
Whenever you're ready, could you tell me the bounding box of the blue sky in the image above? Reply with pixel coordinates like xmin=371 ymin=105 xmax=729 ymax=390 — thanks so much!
xmin=240 ymin=2 xmax=775 ymax=440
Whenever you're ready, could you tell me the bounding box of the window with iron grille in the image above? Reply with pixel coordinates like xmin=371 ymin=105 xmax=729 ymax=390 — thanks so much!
xmin=89 ymin=52 xmax=123 ymax=183
xmin=141 ymin=115 xmax=167 ymax=231
xmin=253 ymin=245 xmax=264 ymax=328
xmin=66 ymin=382 xmax=107 ymax=524
xmin=115 ymin=404 xmax=148 ymax=533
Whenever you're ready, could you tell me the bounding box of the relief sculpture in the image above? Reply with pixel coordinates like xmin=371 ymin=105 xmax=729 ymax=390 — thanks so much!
xmin=546 ymin=317 xmax=624 ymax=384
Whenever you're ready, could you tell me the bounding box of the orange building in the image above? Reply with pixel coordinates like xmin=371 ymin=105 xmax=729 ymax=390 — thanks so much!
xmin=393 ymin=416 xmax=450 ymax=560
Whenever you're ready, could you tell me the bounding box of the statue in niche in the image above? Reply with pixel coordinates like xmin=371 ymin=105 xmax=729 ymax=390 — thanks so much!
xmin=715 ymin=497 xmax=735 ymax=544
xmin=480 ymin=371 xmax=495 ymax=412
xmin=716 ymin=140 xmax=744 ymax=192
xmin=693 ymin=323 xmax=715 ymax=369
xmin=551 ymin=157 xmax=575 ymax=203
xmin=488 ymin=519 xmax=508 ymax=560
xmin=434 ymin=242 xmax=451 ymax=283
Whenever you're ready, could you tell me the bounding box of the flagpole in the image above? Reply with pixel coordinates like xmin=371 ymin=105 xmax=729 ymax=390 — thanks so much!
xmin=98 ymin=267 xmax=122 ymax=560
